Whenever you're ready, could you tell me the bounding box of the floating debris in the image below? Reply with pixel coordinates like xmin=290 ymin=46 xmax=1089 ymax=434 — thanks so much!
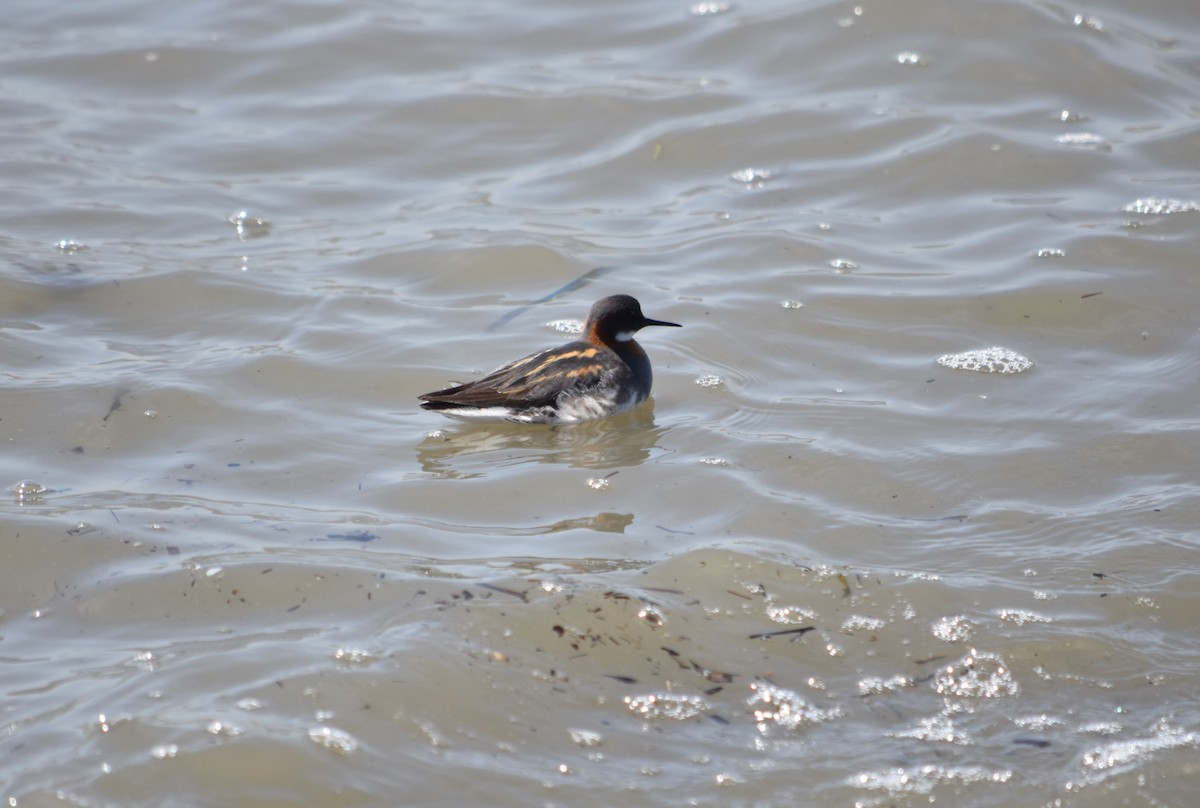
xmin=936 ymin=347 xmax=1033 ymax=375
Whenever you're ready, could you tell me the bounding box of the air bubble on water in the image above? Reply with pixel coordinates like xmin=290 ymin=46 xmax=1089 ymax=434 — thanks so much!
xmin=689 ymin=1 xmax=731 ymax=16
xmin=308 ymin=726 xmax=358 ymax=755
xmin=931 ymin=615 xmax=976 ymax=643
xmin=637 ymin=603 xmax=665 ymax=626
xmin=1080 ymin=721 xmax=1123 ymax=736
xmin=143 ymin=410 xmax=158 ymax=418
xmin=859 ymin=675 xmax=914 ymax=696
xmin=1080 ymin=720 xmax=1195 ymax=776
xmin=1059 ymin=109 xmax=1086 ymax=123
xmin=1035 ymin=248 xmax=1065 ymax=258
xmin=151 ymin=744 xmax=179 ymax=760
xmin=895 ymin=51 xmax=928 ymax=66
xmin=206 ymin=720 xmax=243 ymax=737
xmin=852 ymin=764 xmax=1012 ymax=794
xmin=830 ymin=258 xmax=857 ymax=272
xmin=748 ymin=683 xmax=841 ymax=733
xmin=1013 ymin=713 xmax=1064 ymax=731
xmin=766 ymin=604 xmax=816 ymax=624
xmin=887 ymin=714 xmax=969 ymax=744
xmin=546 ymin=318 xmax=584 ymax=335
xmin=333 ymin=648 xmax=375 ymax=666
xmin=936 ymin=347 xmax=1033 ymax=374
xmin=56 ymin=239 xmax=88 ymax=254
xmin=1073 ymin=14 xmax=1103 ymax=31
xmin=1123 ymin=198 xmax=1200 ymax=215
xmin=780 ymin=300 xmax=803 ymax=309
xmin=695 ymin=374 xmax=724 ymax=388
xmin=132 ymin=651 xmax=159 ymax=672
xmin=997 ymin=608 xmax=1050 ymax=626
xmin=731 ymin=167 xmax=771 ymax=185
xmin=13 ymin=480 xmax=47 ymax=503
xmin=837 ymin=7 xmax=863 ymax=27
xmin=700 ymin=457 xmax=727 ymax=466
xmin=228 ymin=210 xmax=271 ymax=240
xmin=568 ymin=728 xmax=603 ymax=746
xmin=842 ymin=614 xmax=886 ymax=633
xmin=236 ymin=698 xmax=263 ymax=711
xmin=934 ymin=649 xmax=1019 ymax=698
xmin=624 ymin=692 xmax=709 ymax=720
xmin=586 ymin=477 xmax=610 ymax=491
xmin=1055 ymin=132 xmax=1108 ymax=150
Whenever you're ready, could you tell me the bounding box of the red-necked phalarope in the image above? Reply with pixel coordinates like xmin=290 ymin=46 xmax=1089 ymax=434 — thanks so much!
xmin=420 ymin=294 xmax=681 ymax=423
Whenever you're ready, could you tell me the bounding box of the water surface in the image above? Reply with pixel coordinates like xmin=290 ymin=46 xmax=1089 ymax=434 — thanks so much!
xmin=3 ymin=0 xmax=1199 ymax=805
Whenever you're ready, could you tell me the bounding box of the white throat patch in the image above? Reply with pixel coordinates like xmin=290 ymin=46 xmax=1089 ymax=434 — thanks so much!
xmin=614 ymin=330 xmax=637 ymax=342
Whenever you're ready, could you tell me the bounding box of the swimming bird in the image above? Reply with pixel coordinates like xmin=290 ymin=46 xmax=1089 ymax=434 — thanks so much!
xmin=419 ymin=294 xmax=681 ymax=423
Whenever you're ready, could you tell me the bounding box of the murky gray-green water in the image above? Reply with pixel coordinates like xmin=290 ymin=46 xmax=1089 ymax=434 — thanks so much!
xmin=3 ymin=0 xmax=1199 ymax=805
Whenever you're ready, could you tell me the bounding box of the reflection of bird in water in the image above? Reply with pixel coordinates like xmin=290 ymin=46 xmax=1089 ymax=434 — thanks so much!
xmin=415 ymin=401 xmax=663 ymax=474
xmin=420 ymin=295 xmax=680 ymax=424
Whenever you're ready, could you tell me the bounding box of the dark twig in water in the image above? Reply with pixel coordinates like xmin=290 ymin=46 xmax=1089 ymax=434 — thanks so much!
xmin=477 ymin=582 xmax=529 ymax=601
xmin=748 ymin=626 xmax=815 ymax=640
